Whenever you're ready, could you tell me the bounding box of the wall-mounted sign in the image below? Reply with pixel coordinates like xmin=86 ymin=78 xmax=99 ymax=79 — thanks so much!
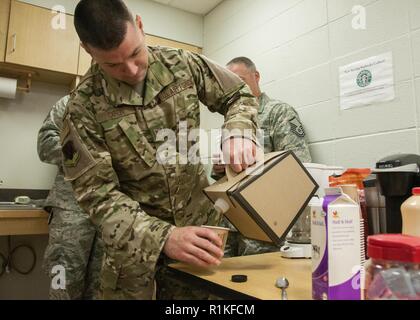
xmin=339 ymin=52 xmax=395 ymax=110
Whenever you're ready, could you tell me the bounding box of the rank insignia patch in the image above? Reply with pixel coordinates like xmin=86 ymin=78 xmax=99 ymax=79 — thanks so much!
xmin=63 ymin=140 xmax=80 ymax=167
xmin=289 ymin=117 xmax=305 ymax=138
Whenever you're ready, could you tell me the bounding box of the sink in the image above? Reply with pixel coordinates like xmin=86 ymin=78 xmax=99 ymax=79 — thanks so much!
xmin=0 ymin=202 xmax=41 ymax=210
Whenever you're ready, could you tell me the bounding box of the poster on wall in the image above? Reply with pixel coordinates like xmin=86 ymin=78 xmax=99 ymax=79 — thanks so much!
xmin=339 ymin=52 xmax=395 ymax=110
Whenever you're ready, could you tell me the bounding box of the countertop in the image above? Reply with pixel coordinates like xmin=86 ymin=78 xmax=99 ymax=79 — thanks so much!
xmin=0 ymin=209 xmax=49 ymax=236
xmin=168 ymin=252 xmax=312 ymax=300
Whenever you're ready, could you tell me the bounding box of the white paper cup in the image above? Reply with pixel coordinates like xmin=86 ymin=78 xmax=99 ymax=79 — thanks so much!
xmin=201 ymin=225 xmax=230 ymax=252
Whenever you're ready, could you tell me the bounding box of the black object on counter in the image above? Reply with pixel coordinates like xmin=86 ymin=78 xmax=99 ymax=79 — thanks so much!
xmin=231 ymin=274 xmax=248 ymax=283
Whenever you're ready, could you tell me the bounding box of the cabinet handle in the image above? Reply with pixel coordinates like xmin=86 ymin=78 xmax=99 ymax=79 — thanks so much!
xmin=11 ymin=34 xmax=16 ymax=54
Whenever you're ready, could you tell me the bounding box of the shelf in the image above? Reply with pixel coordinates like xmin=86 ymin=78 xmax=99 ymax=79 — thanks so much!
xmin=0 ymin=62 xmax=76 ymax=87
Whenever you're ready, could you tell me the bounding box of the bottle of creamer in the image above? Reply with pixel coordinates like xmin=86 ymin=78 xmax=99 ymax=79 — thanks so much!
xmin=401 ymin=188 xmax=420 ymax=237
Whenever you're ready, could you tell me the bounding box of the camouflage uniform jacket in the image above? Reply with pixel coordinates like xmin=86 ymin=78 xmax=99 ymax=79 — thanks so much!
xmin=258 ymin=92 xmax=311 ymax=162
xmin=38 ymin=95 xmax=81 ymax=211
xmin=61 ymin=46 xmax=259 ymax=274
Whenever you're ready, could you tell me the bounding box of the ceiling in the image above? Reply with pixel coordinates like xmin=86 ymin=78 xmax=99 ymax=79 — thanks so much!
xmin=151 ymin=0 xmax=224 ymax=15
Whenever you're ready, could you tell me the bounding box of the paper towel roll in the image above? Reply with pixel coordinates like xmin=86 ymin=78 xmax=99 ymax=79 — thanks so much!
xmin=0 ymin=77 xmax=17 ymax=99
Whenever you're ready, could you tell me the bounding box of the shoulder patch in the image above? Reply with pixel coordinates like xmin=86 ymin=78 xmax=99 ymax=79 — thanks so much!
xmin=61 ymin=118 xmax=96 ymax=181
xmin=289 ymin=117 xmax=306 ymax=138
xmin=62 ymin=141 xmax=80 ymax=167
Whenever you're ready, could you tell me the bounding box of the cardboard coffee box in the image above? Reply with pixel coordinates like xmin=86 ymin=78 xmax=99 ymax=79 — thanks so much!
xmin=204 ymin=151 xmax=318 ymax=245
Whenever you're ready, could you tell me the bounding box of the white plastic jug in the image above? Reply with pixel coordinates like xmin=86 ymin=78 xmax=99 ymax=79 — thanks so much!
xmin=401 ymin=187 xmax=420 ymax=237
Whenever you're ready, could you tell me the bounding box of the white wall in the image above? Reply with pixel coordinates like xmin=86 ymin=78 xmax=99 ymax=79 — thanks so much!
xmin=203 ymin=0 xmax=420 ymax=168
xmin=0 ymin=81 xmax=66 ymax=189
xmin=21 ymin=0 xmax=204 ymax=47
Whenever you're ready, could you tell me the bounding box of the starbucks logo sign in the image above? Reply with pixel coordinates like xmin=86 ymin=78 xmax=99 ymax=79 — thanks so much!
xmin=356 ymin=70 xmax=372 ymax=88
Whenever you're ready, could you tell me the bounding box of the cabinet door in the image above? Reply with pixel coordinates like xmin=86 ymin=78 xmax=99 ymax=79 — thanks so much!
xmin=5 ymin=1 xmax=79 ymax=74
xmin=145 ymin=34 xmax=202 ymax=54
xmin=0 ymin=0 xmax=11 ymax=62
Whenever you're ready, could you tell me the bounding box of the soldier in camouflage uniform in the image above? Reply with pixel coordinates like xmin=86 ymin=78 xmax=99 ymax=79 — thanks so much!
xmin=213 ymin=57 xmax=312 ymax=257
xmin=37 ymin=95 xmax=104 ymax=299
xmin=61 ymin=0 xmax=259 ymax=300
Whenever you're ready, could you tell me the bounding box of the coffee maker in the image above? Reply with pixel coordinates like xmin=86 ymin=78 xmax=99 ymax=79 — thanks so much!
xmin=372 ymin=154 xmax=420 ymax=233
xmin=363 ymin=175 xmax=387 ymax=235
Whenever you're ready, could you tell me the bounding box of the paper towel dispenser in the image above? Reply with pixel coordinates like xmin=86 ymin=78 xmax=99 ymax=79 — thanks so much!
xmin=0 ymin=73 xmax=32 ymax=99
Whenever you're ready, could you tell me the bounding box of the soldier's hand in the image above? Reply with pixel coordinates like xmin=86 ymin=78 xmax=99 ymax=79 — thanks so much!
xmin=213 ymin=163 xmax=226 ymax=174
xmin=163 ymin=226 xmax=224 ymax=268
xmin=212 ymin=152 xmax=226 ymax=174
xmin=222 ymin=137 xmax=257 ymax=173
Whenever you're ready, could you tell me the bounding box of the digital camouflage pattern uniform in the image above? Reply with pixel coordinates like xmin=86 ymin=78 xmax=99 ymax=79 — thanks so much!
xmin=38 ymin=95 xmax=104 ymax=300
xmin=60 ymin=46 xmax=259 ymax=300
xmin=223 ymin=92 xmax=312 ymax=257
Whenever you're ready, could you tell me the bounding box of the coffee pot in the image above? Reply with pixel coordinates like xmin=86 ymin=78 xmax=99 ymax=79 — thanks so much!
xmin=371 ymin=154 xmax=420 ymax=233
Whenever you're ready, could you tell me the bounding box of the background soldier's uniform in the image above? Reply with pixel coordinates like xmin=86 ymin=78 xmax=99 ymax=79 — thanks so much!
xmin=223 ymin=92 xmax=312 ymax=257
xmin=60 ymin=46 xmax=259 ymax=300
xmin=38 ymin=96 xmax=104 ymax=299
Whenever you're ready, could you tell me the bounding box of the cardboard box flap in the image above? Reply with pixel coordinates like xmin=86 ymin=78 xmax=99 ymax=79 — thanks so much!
xmin=225 ymin=151 xmax=288 ymax=187
xmin=204 ymin=151 xmax=289 ymax=194
xmin=325 ymin=187 xmax=359 ymax=206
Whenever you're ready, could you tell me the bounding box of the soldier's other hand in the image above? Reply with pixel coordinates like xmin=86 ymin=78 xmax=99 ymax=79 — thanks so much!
xmin=222 ymin=137 xmax=256 ymax=173
xmin=212 ymin=152 xmax=226 ymax=174
xmin=163 ymin=226 xmax=224 ymax=268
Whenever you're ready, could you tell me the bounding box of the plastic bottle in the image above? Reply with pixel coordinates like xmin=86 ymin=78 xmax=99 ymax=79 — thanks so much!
xmin=401 ymin=187 xmax=420 ymax=237
xmin=214 ymin=198 xmax=230 ymax=214
xmin=364 ymin=234 xmax=420 ymax=300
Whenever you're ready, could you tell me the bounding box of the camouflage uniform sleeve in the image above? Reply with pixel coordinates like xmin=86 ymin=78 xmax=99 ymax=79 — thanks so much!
xmin=270 ymin=103 xmax=312 ymax=163
xmin=37 ymin=95 xmax=70 ymax=165
xmin=61 ymin=96 xmax=173 ymax=272
xmin=183 ymin=50 xmax=259 ymax=142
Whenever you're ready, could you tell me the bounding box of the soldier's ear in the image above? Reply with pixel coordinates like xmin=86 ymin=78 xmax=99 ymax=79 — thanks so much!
xmin=255 ymin=71 xmax=261 ymax=84
xmin=135 ymin=15 xmax=144 ymax=32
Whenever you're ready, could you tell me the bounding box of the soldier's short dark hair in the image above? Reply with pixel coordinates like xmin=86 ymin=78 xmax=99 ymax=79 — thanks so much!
xmin=74 ymin=0 xmax=134 ymax=50
xmin=226 ymin=57 xmax=257 ymax=72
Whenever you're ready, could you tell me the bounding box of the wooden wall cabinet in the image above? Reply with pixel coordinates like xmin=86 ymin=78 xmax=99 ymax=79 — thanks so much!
xmin=5 ymin=0 xmax=80 ymax=74
xmin=0 ymin=0 xmax=11 ymax=62
xmin=146 ymin=34 xmax=202 ymax=54
xmin=0 ymin=1 xmax=203 ymax=87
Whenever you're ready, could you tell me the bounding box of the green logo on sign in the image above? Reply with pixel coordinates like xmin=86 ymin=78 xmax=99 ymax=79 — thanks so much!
xmin=357 ymin=70 xmax=372 ymax=88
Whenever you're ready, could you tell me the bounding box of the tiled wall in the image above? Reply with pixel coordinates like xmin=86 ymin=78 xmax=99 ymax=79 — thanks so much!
xmin=202 ymin=0 xmax=420 ymax=168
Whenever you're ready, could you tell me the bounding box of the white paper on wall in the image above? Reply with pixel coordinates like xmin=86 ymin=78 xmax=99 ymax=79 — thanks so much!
xmin=339 ymin=52 xmax=395 ymax=110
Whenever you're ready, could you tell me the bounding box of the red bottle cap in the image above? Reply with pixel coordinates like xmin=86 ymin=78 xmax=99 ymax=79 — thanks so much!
xmin=367 ymin=234 xmax=420 ymax=263
xmin=413 ymin=188 xmax=420 ymax=195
